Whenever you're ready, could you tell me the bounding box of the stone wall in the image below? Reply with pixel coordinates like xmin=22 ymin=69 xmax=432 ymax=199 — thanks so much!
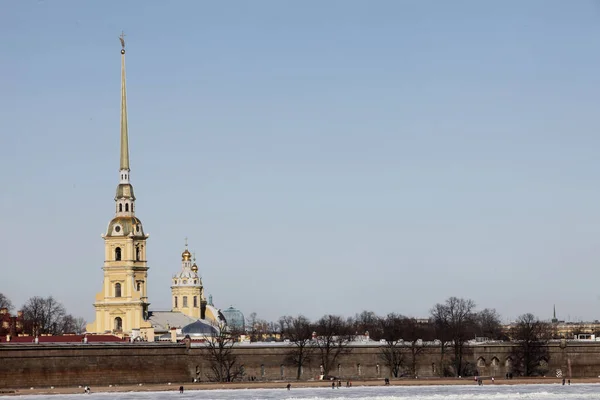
xmin=2 ymin=341 xmax=600 ymax=388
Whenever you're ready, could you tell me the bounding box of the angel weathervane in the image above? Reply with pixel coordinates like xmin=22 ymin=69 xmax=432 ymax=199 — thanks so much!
xmin=119 ymin=32 xmax=126 ymax=53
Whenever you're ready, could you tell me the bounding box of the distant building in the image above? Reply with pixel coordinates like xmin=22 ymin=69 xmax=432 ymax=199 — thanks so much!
xmin=222 ymin=306 xmax=245 ymax=331
xmin=0 ymin=308 xmax=23 ymax=337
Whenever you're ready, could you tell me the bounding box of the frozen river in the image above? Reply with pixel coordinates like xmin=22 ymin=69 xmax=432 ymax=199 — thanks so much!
xmin=9 ymin=383 xmax=600 ymax=400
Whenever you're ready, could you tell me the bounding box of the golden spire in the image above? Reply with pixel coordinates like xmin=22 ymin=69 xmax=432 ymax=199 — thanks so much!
xmin=119 ymin=31 xmax=130 ymax=171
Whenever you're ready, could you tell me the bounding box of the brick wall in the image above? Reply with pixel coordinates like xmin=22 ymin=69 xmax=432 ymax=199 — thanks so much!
xmin=2 ymin=342 xmax=600 ymax=388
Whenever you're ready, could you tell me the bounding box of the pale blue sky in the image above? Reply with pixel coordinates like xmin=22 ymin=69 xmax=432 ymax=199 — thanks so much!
xmin=1 ymin=1 xmax=600 ymax=324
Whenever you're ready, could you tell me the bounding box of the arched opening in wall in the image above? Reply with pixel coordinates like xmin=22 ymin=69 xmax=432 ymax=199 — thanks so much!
xmin=115 ymin=247 xmax=122 ymax=261
xmin=338 ymin=364 xmax=342 ymax=377
xmin=505 ymin=357 xmax=513 ymax=370
xmin=183 ymin=296 xmax=188 ymax=307
xmin=125 ymin=203 xmax=129 ymax=212
xmin=114 ymin=317 xmax=122 ymax=331
xmin=137 ymin=281 xmax=142 ymax=291
xmin=376 ymin=363 xmax=380 ymax=377
xmin=136 ymin=246 xmax=140 ymax=261
xmin=477 ymin=357 xmax=486 ymax=368
xmin=280 ymin=364 xmax=284 ymax=379
xmin=261 ymin=364 xmax=265 ymax=379
xmin=193 ymin=296 xmax=198 ymax=307
xmin=114 ymin=283 xmax=121 ymax=298
xmin=357 ymin=363 xmax=361 ymax=376
xmin=174 ymin=296 xmax=178 ymax=308
xmin=119 ymin=204 xmax=123 ymax=212
xmin=491 ymin=357 xmax=500 ymax=367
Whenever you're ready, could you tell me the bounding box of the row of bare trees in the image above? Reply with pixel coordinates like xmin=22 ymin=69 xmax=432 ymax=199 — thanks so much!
xmin=0 ymin=293 xmax=86 ymax=336
xmin=231 ymin=297 xmax=552 ymax=380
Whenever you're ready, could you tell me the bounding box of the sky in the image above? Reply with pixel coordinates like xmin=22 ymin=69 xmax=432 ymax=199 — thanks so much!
xmin=2 ymin=1 xmax=600 ymax=325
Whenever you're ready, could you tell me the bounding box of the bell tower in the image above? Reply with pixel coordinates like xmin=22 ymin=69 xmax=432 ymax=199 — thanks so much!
xmin=171 ymin=239 xmax=206 ymax=320
xmin=87 ymin=33 xmax=152 ymax=337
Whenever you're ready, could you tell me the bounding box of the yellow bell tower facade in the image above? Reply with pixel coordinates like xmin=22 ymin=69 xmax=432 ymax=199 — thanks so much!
xmin=171 ymin=242 xmax=207 ymax=320
xmin=86 ymin=34 xmax=152 ymax=338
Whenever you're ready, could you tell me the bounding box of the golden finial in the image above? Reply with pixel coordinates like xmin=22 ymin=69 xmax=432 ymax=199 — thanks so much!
xmin=182 ymin=237 xmax=191 ymax=261
xmin=119 ymin=31 xmax=126 ymax=54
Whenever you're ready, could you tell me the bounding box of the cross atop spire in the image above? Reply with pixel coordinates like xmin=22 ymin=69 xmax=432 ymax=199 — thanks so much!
xmin=185 ymin=237 xmax=188 ymax=248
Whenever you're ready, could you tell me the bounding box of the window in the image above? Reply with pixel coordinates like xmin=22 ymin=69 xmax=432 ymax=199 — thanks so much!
xmin=183 ymin=296 xmax=188 ymax=307
xmin=115 ymin=247 xmax=121 ymax=261
xmin=477 ymin=357 xmax=486 ymax=368
xmin=137 ymin=281 xmax=142 ymax=291
xmin=193 ymin=296 xmax=198 ymax=307
xmin=136 ymin=246 xmax=140 ymax=261
xmin=115 ymin=283 xmax=121 ymax=297
xmin=119 ymin=204 xmax=123 ymax=212
xmin=174 ymin=296 xmax=178 ymax=308
xmin=125 ymin=203 xmax=129 ymax=212
xmin=114 ymin=317 xmax=122 ymax=331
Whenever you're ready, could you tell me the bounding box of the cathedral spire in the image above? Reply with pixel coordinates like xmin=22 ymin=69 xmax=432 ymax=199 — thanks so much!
xmin=119 ymin=32 xmax=130 ymax=176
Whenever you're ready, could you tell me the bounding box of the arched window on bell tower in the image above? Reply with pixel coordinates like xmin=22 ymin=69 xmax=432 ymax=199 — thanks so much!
xmin=125 ymin=203 xmax=129 ymax=212
xmin=115 ymin=247 xmax=122 ymax=261
xmin=114 ymin=283 xmax=122 ymax=297
xmin=136 ymin=246 xmax=140 ymax=261
xmin=119 ymin=203 xmax=123 ymax=212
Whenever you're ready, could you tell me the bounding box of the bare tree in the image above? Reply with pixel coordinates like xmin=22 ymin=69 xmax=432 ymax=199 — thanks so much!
xmin=430 ymin=297 xmax=476 ymax=377
xmin=60 ymin=315 xmax=87 ymax=334
xmin=509 ymin=313 xmax=551 ymax=377
xmin=378 ymin=313 xmax=406 ymax=378
xmin=202 ymin=322 xmax=244 ymax=382
xmin=280 ymin=315 xmax=315 ymax=380
xmin=21 ymin=296 xmax=67 ymax=336
xmin=474 ymin=308 xmax=504 ymax=340
xmin=314 ymin=314 xmax=353 ymax=377
xmin=401 ymin=318 xmax=429 ymax=377
xmin=353 ymin=310 xmax=381 ymax=337
xmin=0 ymin=293 xmax=13 ymax=312
xmin=430 ymin=303 xmax=451 ymax=376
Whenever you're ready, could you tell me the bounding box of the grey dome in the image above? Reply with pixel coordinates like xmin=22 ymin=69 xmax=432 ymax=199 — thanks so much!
xmin=181 ymin=320 xmax=218 ymax=336
xmin=222 ymin=306 xmax=245 ymax=331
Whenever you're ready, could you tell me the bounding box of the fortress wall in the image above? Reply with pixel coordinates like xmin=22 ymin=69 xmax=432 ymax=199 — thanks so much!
xmin=2 ymin=342 xmax=600 ymax=388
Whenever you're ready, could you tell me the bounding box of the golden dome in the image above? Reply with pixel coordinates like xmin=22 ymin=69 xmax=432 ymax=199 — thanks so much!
xmin=182 ymin=249 xmax=192 ymax=261
xmin=191 ymin=263 xmax=198 ymax=273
